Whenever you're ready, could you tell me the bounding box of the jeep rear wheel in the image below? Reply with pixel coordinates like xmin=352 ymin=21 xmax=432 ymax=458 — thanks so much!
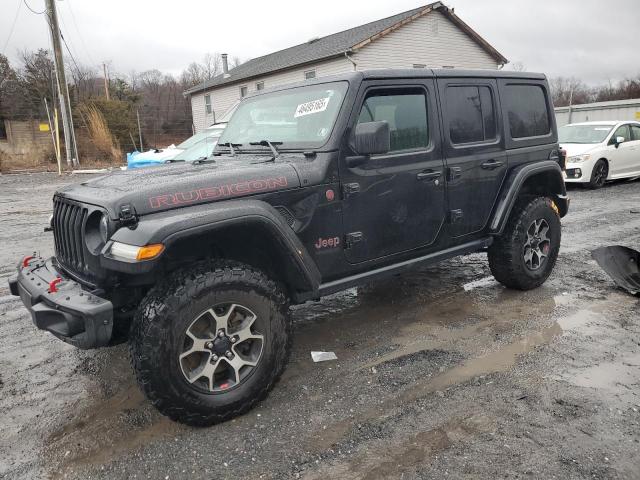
xmin=488 ymin=197 xmax=561 ymax=290
xmin=129 ymin=261 xmax=291 ymax=426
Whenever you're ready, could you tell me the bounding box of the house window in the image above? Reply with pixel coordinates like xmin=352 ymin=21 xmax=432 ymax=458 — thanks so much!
xmin=204 ymin=94 xmax=212 ymax=115
xmin=304 ymin=70 xmax=316 ymax=80
xmin=240 ymin=86 xmax=248 ymax=98
xmin=256 ymin=81 xmax=264 ymax=91
xmin=412 ymin=64 xmax=426 ymax=69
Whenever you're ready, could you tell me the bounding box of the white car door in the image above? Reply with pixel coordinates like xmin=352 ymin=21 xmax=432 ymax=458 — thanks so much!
xmin=606 ymin=124 xmax=635 ymax=177
xmin=627 ymin=124 xmax=640 ymax=176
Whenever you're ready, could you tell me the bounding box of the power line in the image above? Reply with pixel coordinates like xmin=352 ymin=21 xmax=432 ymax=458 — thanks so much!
xmin=59 ymin=28 xmax=81 ymax=74
xmin=2 ymin=0 xmax=23 ymax=55
xmin=65 ymin=0 xmax=95 ymax=65
xmin=23 ymin=0 xmax=45 ymax=15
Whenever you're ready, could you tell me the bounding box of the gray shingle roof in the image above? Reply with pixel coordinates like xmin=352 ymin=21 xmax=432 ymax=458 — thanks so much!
xmin=185 ymin=2 xmax=506 ymax=95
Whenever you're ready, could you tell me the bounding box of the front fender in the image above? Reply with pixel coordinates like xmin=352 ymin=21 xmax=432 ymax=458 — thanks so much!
xmin=490 ymin=160 xmax=569 ymax=234
xmin=102 ymin=199 xmax=321 ymax=299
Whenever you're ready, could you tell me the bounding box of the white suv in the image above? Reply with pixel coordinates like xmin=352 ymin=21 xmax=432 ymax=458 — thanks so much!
xmin=560 ymin=121 xmax=640 ymax=188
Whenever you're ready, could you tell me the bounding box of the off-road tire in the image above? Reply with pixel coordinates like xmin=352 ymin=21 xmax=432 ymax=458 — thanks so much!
xmin=588 ymin=159 xmax=608 ymax=189
xmin=129 ymin=260 xmax=291 ymax=426
xmin=488 ymin=196 xmax=561 ymax=290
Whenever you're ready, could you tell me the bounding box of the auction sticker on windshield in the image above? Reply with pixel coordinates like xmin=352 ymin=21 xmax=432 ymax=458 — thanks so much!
xmin=295 ymin=97 xmax=330 ymax=118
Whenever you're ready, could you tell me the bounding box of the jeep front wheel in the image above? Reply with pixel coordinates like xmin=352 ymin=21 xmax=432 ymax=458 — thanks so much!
xmin=129 ymin=261 xmax=291 ymax=426
xmin=488 ymin=197 xmax=561 ymax=290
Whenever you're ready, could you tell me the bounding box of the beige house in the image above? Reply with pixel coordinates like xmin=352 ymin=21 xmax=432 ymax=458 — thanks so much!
xmin=185 ymin=1 xmax=507 ymax=132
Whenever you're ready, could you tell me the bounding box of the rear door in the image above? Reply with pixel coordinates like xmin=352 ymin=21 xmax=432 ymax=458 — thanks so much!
xmin=339 ymin=79 xmax=446 ymax=263
xmin=437 ymin=78 xmax=507 ymax=237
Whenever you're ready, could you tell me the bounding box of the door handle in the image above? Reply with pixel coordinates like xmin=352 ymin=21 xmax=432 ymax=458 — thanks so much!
xmin=481 ymin=159 xmax=504 ymax=170
xmin=417 ymin=170 xmax=441 ymax=181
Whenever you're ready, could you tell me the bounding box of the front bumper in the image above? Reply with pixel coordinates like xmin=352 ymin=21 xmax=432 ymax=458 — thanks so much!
xmin=8 ymin=256 xmax=113 ymax=349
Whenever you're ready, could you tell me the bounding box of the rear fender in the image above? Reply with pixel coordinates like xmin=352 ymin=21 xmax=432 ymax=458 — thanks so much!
xmin=490 ymin=161 xmax=569 ymax=235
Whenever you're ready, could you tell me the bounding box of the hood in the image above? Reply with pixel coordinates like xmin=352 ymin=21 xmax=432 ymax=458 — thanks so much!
xmin=559 ymin=143 xmax=599 ymax=157
xmin=58 ymin=158 xmax=301 ymax=218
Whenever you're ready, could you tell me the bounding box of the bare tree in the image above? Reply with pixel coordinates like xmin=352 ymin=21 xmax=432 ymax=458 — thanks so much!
xmin=549 ymin=76 xmax=591 ymax=107
xmin=202 ymin=53 xmax=221 ymax=79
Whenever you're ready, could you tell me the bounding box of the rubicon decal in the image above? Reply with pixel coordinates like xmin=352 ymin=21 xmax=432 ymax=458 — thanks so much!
xmin=149 ymin=177 xmax=288 ymax=208
xmin=315 ymin=236 xmax=341 ymax=250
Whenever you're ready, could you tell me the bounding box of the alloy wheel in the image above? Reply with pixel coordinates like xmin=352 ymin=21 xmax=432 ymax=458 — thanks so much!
xmin=523 ymin=218 xmax=551 ymax=271
xmin=179 ymin=303 xmax=264 ymax=392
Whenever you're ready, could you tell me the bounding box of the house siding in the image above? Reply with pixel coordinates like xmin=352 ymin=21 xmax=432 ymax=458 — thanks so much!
xmin=190 ymin=10 xmax=500 ymax=132
xmin=191 ymin=93 xmax=207 ymax=130
xmin=191 ymin=56 xmax=353 ymax=131
xmin=351 ymin=10 xmax=498 ymax=70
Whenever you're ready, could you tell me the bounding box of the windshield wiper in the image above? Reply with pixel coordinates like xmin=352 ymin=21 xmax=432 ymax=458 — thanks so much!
xmin=218 ymin=142 xmax=242 ymax=156
xmin=249 ymin=140 xmax=282 ymax=159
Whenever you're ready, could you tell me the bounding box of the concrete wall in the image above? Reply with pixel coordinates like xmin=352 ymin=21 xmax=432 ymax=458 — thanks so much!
xmin=555 ymin=98 xmax=640 ymax=127
xmin=189 ymin=10 xmax=501 ymax=132
xmin=0 ymin=120 xmax=54 ymax=170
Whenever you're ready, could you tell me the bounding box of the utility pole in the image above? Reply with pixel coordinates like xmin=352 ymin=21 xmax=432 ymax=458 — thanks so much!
xmin=103 ymin=63 xmax=110 ymax=100
xmin=45 ymin=0 xmax=77 ymax=168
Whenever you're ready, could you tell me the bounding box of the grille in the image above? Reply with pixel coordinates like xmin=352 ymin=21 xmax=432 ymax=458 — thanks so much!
xmin=52 ymin=197 xmax=89 ymax=273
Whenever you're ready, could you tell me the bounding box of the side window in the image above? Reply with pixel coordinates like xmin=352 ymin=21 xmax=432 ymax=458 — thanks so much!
xmin=631 ymin=125 xmax=640 ymax=141
xmin=446 ymin=85 xmax=496 ymax=144
xmin=504 ymin=84 xmax=551 ymax=138
xmin=609 ymin=124 xmax=630 ymax=144
xmin=357 ymin=89 xmax=429 ymax=152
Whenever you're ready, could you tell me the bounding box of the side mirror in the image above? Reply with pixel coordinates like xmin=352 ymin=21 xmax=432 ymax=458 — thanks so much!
xmin=353 ymin=121 xmax=390 ymax=156
xmin=614 ymin=136 xmax=625 ymax=148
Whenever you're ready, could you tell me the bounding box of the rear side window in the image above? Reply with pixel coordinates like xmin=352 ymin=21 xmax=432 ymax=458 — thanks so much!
xmin=446 ymin=86 xmax=496 ymax=144
xmin=504 ymin=85 xmax=551 ymax=138
xmin=357 ymin=89 xmax=429 ymax=152
xmin=629 ymin=124 xmax=640 ymax=141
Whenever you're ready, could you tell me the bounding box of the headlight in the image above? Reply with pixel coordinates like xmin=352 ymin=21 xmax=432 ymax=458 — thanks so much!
xmin=568 ymin=154 xmax=590 ymax=163
xmin=108 ymin=242 xmax=165 ymax=262
xmin=99 ymin=214 xmax=109 ymax=242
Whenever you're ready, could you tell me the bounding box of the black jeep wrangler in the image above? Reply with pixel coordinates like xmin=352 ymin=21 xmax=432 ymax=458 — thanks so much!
xmin=9 ymin=69 xmax=568 ymax=426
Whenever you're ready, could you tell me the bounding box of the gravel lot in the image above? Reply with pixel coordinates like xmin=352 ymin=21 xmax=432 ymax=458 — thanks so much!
xmin=1 ymin=172 xmax=639 ymax=479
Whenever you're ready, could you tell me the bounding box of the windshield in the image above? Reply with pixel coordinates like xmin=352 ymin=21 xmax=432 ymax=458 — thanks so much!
xmin=559 ymin=124 xmax=613 ymax=144
xmin=177 ymin=127 xmax=225 ymax=149
xmin=174 ymin=136 xmax=220 ymax=161
xmin=218 ymin=81 xmax=348 ymax=150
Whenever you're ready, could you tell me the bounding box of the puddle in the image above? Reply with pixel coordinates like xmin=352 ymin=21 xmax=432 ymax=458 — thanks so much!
xmin=566 ymin=354 xmax=640 ymax=393
xmin=312 ymin=318 xmax=564 ymax=451
xmin=305 ymin=414 xmax=495 ymax=480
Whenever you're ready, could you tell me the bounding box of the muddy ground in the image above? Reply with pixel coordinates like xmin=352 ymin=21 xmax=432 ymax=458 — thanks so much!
xmin=0 ymin=172 xmax=639 ymax=480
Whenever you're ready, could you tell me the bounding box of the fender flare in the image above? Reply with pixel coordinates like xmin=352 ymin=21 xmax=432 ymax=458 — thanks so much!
xmin=103 ymin=199 xmax=321 ymax=300
xmin=489 ymin=160 xmax=569 ymax=234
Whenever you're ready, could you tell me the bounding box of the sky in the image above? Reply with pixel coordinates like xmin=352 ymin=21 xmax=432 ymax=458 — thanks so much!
xmin=1 ymin=0 xmax=638 ymax=85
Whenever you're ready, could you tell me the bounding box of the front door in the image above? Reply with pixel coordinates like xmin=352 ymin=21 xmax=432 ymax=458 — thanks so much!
xmin=437 ymin=78 xmax=507 ymax=237
xmin=339 ymin=80 xmax=446 ymax=264
xmin=608 ymin=124 xmax=638 ymax=176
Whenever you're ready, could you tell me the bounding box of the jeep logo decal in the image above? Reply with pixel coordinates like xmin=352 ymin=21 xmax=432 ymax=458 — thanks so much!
xmin=149 ymin=176 xmax=288 ymax=208
xmin=315 ymin=236 xmax=341 ymax=250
